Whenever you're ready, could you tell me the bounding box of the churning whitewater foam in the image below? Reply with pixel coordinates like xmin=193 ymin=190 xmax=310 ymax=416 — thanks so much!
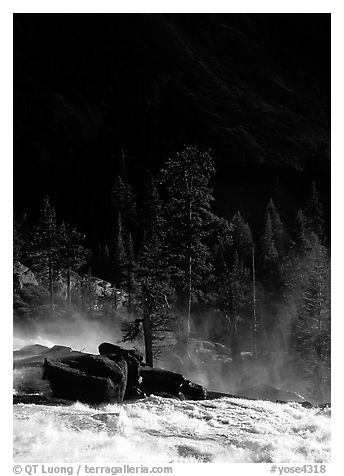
xmin=14 ymin=397 xmax=330 ymax=463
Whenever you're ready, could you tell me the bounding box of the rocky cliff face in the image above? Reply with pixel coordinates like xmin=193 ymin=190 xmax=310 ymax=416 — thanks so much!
xmin=13 ymin=261 xmax=127 ymax=309
xmin=13 ymin=262 xmax=38 ymax=288
xmin=14 ymin=14 xmax=330 ymax=236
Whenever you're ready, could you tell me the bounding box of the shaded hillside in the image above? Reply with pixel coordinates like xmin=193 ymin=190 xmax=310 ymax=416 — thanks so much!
xmin=14 ymin=14 xmax=330 ymax=241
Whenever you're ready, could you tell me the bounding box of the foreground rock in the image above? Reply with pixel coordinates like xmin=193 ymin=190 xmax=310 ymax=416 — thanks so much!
xmin=14 ymin=342 xmax=324 ymax=407
xmin=14 ymin=345 xmax=75 ymax=369
xmin=15 ymin=342 xmax=207 ymax=403
xmin=43 ymin=354 xmax=127 ymax=403
xmin=236 ymin=383 xmax=306 ymax=403
xmin=99 ymin=342 xmax=143 ymax=363
xmin=99 ymin=342 xmax=142 ymax=399
xmin=13 ymin=344 xmax=49 ymax=361
xmin=99 ymin=342 xmax=207 ymax=400
xmin=139 ymin=367 xmax=206 ymax=400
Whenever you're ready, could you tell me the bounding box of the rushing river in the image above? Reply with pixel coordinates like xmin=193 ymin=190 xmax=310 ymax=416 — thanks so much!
xmin=14 ymin=396 xmax=330 ymax=463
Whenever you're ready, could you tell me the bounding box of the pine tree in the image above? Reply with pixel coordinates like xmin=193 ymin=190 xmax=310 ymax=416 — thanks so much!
xmin=261 ymin=213 xmax=279 ymax=279
xmin=258 ymin=211 xmax=281 ymax=348
xmin=292 ymin=237 xmax=330 ymax=400
xmin=58 ymin=222 xmax=89 ymax=312
xmin=281 ymin=206 xmax=330 ymax=401
xmin=231 ymin=211 xmax=253 ymax=263
xmin=265 ymin=199 xmax=289 ymax=257
xmin=228 ymin=252 xmax=251 ymax=361
xmin=111 ymin=175 xmax=126 ymax=215
xmin=214 ymin=218 xmax=253 ymax=362
xmin=160 ymin=146 xmax=216 ymax=350
xmin=123 ymin=172 xmax=174 ymax=366
xmin=111 ymin=175 xmax=137 ymax=233
xmin=125 ymin=232 xmax=135 ymax=311
xmin=111 ymin=211 xmax=127 ymax=289
xmin=13 ymin=212 xmax=25 ymax=262
xmin=294 ymin=209 xmax=310 ymax=251
xmin=304 ymin=182 xmax=325 ymax=240
xmin=140 ymin=171 xmax=163 ymax=234
xmin=111 ymin=175 xmax=137 ymax=299
xmin=30 ymin=196 xmax=59 ymax=315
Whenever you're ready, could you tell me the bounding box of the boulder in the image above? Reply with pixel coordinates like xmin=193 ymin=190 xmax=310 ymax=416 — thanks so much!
xmin=13 ymin=262 xmax=38 ymax=288
xmin=14 ymin=342 xmax=208 ymax=403
xmin=237 ymin=383 xmax=306 ymax=403
xmin=64 ymin=354 xmax=127 ymax=385
xmin=98 ymin=342 xmax=144 ymax=362
xmin=180 ymin=380 xmax=207 ymax=400
xmin=13 ymin=344 xmax=49 ymax=361
xmin=43 ymin=354 xmax=128 ymax=403
xmin=42 ymin=345 xmax=73 ymax=358
xmin=98 ymin=342 xmax=143 ymax=398
xmin=206 ymin=390 xmax=239 ymax=399
xmin=13 ymin=394 xmax=70 ymax=405
xmin=300 ymin=401 xmax=313 ymax=408
xmin=140 ymin=367 xmax=185 ymax=395
xmin=105 ymin=353 xmax=140 ymax=397
xmin=13 ymin=345 xmax=78 ymax=369
xmin=139 ymin=367 xmax=206 ymax=400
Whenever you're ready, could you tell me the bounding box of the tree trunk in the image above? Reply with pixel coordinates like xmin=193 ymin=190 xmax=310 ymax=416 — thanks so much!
xmin=48 ymin=254 xmax=54 ymax=316
xmin=142 ymin=284 xmax=153 ymax=367
xmin=186 ymin=255 xmax=192 ymax=347
xmin=185 ymin=199 xmax=192 ymax=350
xmin=128 ymin=287 xmax=132 ymax=313
xmin=252 ymin=247 xmax=257 ymax=360
xmin=66 ymin=266 xmax=71 ymax=313
xmin=228 ymin=314 xmax=240 ymax=362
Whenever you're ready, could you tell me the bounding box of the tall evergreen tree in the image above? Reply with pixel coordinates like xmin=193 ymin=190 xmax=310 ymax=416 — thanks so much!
xmin=304 ymin=182 xmax=325 ymax=240
xmin=265 ymin=199 xmax=289 ymax=257
xmin=13 ymin=212 xmax=25 ymax=262
xmin=123 ymin=172 xmax=174 ymax=366
xmin=294 ymin=209 xmax=310 ymax=251
xmin=111 ymin=175 xmax=137 ymax=233
xmin=231 ymin=211 xmax=253 ymax=263
xmin=281 ymin=202 xmax=330 ymax=401
xmin=140 ymin=171 xmax=163 ymax=233
xmin=31 ymin=196 xmax=59 ymax=315
xmin=111 ymin=175 xmax=137 ymax=297
xmin=125 ymin=232 xmax=135 ymax=311
xmin=288 ymin=236 xmax=330 ymax=400
xmin=260 ymin=213 xmax=279 ymax=280
xmin=111 ymin=211 xmax=127 ymax=289
xmin=160 ymin=146 xmax=216 ymax=350
xmin=58 ymin=222 xmax=89 ymax=312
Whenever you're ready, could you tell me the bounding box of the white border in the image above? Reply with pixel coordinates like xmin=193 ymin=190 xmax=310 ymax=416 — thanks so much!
xmin=2 ymin=2 xmax=341 ymax=473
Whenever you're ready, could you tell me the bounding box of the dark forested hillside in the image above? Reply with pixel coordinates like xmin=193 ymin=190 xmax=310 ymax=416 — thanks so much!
xmin=14 ymin=14 xmax=330 ymax=241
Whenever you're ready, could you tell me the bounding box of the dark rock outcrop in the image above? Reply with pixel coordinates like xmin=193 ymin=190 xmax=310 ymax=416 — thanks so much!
xmin=43 ymin=355 xmax=127 ymax=403
xmin=13 ymin=394 xmax=71 ymax=405
xmin=139 ymin=367 xmax=206 ymax=400
xmin=236 ymin=383 xmax=306 ymax=403
xmin=99 ymin=342 xmax=143 ymax=362
xmin=140 ymin=367 xmax=184 ymax=394
xmin=13 ymin=344 xmax=49 ymax=361
xmin=43 ymin=345 xmax=73 ymax=357
xmin=98 ymin=342 xmax=143 ymax=398
xmin=13 ymin=262 xmax=38 ymax=288
xmin=14 ymin=345 xmax=77 ymax=369
xmin=180 ymin=380 xmax=207 ymax=400
xmin=15 ymin=342 xmax=318 ymax=406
